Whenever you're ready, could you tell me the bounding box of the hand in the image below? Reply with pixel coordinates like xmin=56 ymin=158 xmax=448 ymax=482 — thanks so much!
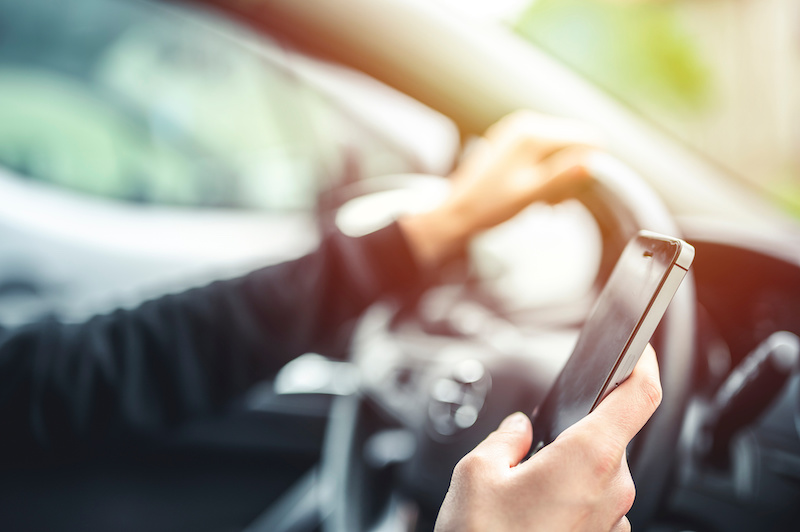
xmin=434 ymin=345 xmax=662 ymax=532
xmin=399 ymin=110 xmax=603 ymax=268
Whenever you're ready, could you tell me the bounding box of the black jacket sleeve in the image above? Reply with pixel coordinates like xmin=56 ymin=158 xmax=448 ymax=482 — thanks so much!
xmin=0 ymin=223 xmax=422 ymax=458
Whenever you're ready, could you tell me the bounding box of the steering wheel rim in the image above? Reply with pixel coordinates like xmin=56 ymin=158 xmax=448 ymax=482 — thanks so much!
xmin=576 ymin=154 xmax=697 ymax=527
xmin=322 ymin=153 xmax=697 ymax=532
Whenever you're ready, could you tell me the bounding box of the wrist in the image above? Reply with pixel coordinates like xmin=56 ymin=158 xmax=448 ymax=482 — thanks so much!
xmin=398 ymin=202 xmax=472 ymax=270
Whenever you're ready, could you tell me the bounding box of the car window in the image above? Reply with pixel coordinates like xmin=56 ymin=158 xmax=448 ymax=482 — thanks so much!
xmin=442 ymin=0 xmax=800 ymax=217
xmin=0 ymin=0 xmax=447 ymax=211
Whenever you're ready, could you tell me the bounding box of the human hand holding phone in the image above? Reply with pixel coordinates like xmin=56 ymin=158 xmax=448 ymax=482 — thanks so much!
xmin=434 ymin=345 xmax=661 ymax=532
xmin=531 ymin=231 xmax=693 ymax=453
xmin=436 ymin=231 xmax=693 ymax=531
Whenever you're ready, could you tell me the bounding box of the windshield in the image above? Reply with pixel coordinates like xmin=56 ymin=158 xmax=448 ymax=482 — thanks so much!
xmin=0 ymin=0 xmax=450 ymax=211
xmin=442 ymin=0 xmax=800 ymax=218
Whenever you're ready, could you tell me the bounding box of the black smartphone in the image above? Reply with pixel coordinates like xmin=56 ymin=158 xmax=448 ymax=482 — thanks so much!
xmin=530 ymin=230 xmax=695 ymax=455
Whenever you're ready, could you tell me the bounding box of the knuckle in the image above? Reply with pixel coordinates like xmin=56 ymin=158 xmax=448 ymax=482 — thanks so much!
xmin=503 ymin=109 xmax=539 ymax=128
xmin=558 ymin=429 xmax=623 ymax=480
xmin=454 ymin=451 xmax=486 ymax=477
xmin=615 ymin=517 xmax=632 ymax=532
xmin=555 ymin=427 xmax=592 ymax=456
xmin=592 ymin=442 xmax=623 ymax=479
xmin=571 ymin=430 xmax=623 ymax=481
xmin=505 ymin=134 xmax=538 ymax=155
xmin=619 ymin=474 xmax=637 ymax=515
xmin=486 ymin=112 xmax=525 ymax=139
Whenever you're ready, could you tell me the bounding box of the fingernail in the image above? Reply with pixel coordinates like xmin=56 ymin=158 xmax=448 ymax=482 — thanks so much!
xmin=499 ymin=412 xmax=528 ymax=432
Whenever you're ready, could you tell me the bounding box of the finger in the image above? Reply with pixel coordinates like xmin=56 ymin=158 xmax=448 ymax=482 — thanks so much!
xmin=532 ymin=146 xmax=595 ymax=203
xmin=582 ymin=344 xmax=662 ymax=449
xmin=474 ymin=412 xmax=533 ymax=468
xmin=610 ymin=516 xmax=631 ymax=532
xmin=485 ymin=110 xmax=607 ymax=151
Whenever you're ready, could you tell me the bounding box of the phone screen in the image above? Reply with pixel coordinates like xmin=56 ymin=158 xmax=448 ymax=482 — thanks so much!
xmin=530 ymin=232 xmax=692 ymax=453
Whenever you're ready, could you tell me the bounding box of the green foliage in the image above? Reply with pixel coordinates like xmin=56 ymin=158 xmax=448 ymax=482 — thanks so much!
xmin=515 ymin=0 xmax=710 ymax=110
xmin=766 ymin=170 xmax=800 ymax=219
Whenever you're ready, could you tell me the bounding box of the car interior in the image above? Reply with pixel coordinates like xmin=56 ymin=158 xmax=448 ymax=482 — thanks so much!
xmin=1 ymin=0 xmax=799 ymax=531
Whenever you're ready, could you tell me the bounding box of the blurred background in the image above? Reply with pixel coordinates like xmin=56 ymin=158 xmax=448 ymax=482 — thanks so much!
xmin=447 ymin=0 xmax=800 ymax=215
xmin=0 ymin=0 xmax=459 ymax=325
xmin=1 ymin=0 xmax=799 ymax=531
xmin=1 ymin=0 xmax=797 ymax=326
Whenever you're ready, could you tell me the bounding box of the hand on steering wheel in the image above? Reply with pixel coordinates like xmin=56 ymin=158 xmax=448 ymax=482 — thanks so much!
xmin=399 ymin=110 xmax=603 ymax=269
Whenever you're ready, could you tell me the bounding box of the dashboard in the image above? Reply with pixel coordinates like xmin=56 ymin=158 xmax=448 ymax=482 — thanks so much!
xmin=343 ymin=202 xmax=800 ymax=531
xmin=668 ymin=223 xmax=800 ymax=531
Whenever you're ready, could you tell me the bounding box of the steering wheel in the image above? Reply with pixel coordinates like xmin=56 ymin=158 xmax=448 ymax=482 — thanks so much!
xmin=321 ymin=154 xmax=697 ymax=531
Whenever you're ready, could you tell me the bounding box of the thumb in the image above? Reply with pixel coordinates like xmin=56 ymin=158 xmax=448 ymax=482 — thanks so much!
xmin=476 ymin=412 xmax=533 ymax=468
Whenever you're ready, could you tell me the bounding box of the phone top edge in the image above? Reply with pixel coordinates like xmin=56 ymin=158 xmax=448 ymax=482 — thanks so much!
xmin=635 ymin=230 xmax=695 ymax=271
xmin=675 ymin=240 xmax=695 ymax=270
